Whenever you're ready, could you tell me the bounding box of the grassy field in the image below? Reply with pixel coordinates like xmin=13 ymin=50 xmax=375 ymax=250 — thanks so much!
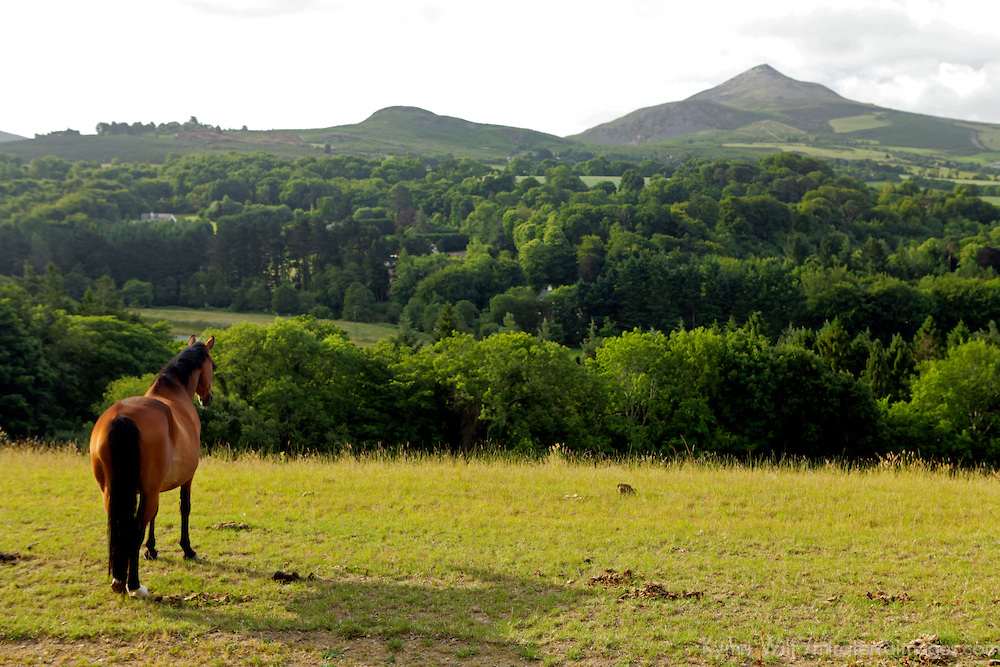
xmin=828 ymin=114 xmax=893 ymax=134
xmin=3 ymin=445 xmax=1000 ymax=666
xmin=720 ymin=141 xmax=892 ymax=162
xmin=132 ymin=307 xmax=400 ymax=346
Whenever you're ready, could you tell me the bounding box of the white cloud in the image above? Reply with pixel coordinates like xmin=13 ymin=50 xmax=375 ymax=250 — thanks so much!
xmin=178 ymin=0 xmax=325 ymax=17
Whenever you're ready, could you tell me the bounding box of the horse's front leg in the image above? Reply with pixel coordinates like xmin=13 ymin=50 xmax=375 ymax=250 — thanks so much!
xmin=143 ymin=514 xmax=158 ymax=560
xmin=179 ymin=482 xmax=197 ymax=560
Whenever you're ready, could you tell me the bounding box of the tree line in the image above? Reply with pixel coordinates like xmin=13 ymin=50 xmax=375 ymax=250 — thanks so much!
xmin=19 ymin=308 xmax=993 ymax=464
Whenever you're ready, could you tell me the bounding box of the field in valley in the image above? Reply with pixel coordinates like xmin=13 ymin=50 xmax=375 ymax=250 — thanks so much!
xmin=3 ymin=445 xmax=1000 ymax=666
xmin=133 ymin=307 xmax=400 ymax=347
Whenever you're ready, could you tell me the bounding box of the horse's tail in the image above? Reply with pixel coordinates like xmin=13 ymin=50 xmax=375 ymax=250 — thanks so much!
xmin=106 ymin=415 xmax=140 ymax=583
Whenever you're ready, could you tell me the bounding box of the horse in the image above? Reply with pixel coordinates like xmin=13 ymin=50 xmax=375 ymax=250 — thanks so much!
xmin=90 ymin=335 xmax=215 ymax=597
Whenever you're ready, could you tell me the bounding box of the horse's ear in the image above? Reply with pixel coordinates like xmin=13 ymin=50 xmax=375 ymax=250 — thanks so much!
xmin=188 ymin=335 xmax=197 ymax=347
xmin=205 ymin=336 xmax=215 ymax=350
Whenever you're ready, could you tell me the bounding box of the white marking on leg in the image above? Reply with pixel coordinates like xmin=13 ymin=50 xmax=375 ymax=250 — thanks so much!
xmin=127 ymin=585 xmax=149 ymax=598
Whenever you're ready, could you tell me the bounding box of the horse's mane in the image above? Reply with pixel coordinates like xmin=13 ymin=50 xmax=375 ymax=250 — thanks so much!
xmin=155 ymin=343 xmax=212 ymax=389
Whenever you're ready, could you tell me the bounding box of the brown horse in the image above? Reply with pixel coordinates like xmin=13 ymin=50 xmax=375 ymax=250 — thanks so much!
xmin=90 ymin=335 xmax=215 ymax=597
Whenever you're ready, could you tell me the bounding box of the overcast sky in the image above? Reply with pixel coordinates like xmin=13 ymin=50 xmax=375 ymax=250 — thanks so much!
xmin=5 ymin=0 xmax=1000 ymax=139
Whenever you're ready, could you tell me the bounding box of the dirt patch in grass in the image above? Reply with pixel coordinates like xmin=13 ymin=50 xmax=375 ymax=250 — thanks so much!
xmin=586 ymin=568 xmax=633 ymax=587
xmin=617 ymin=582 xmax=703 ymax=601
xmin=866 ymin=589 xmax=914 ymax=604
xmin=207 ymin=521 xmax=253 ymax=531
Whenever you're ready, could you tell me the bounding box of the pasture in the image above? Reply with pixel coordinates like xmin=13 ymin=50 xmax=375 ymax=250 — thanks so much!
xmin=720 ymin=141 xmax=893 ymax=162
xmin=3 ymin=445 xmax=1000 ymax=666
xmin=828 ymin=115 xmax=893 ymax=134
xmin=132 ymin=307 xmax=400 ymax=347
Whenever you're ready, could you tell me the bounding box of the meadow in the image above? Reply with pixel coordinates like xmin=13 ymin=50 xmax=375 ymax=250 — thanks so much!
xmin=3 ymin=444 xmax=1000 ymax=666
xmin=133 ymin=307 xmax=400 ymax=346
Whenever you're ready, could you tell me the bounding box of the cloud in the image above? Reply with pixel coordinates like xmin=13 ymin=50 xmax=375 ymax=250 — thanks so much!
xmin=177 ymin=0 xmax=325 ymax=18
xmin=738 ymin=4 xmax=1000 ymax=123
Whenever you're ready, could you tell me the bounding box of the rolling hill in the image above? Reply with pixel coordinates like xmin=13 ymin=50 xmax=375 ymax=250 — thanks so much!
xmin=0 ymin=108 xmax=569 ymax=165
xmin=296 ymin=106 xmax=569 ymax=160
xmin=3 ymin=65 xmax=1000 ymax=170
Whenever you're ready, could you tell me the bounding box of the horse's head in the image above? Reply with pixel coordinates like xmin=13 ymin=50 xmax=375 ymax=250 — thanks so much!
xmin=189 ymin=335 xmax=215 ymax=407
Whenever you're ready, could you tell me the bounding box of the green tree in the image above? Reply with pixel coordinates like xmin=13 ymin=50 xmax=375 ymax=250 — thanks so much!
xmin=271 ymin=282 xmax=300 ymax=314
xmin=342 ymin=282 xmax=377 ymax=322
xmin=45 ymin=314 xmax=174 ymax=429
xmin=427 ymin=333 xmax=605 ymax=452
xmin=912 ymin=316 xmax=943 ymax=363
xmin=78 ymin=276 xmax=125 ymax=317
xmin=0 ymin=300 xmax=57 ymax=435
xmin=619 ymin=169 xmax=645 ymax=194
xmin=121 ymin=279 xmax=154 ymax=308
xmin=814 ymin=317 xmax=852 ymax=373
xmin=434 ymin=303 xmax=459 ymax=341
xmin=210 ymin=318 xmax=373 ymax=451
xmin=892 ymin=340 xmax=1000 ymax=460
xmin=590 ymin=329 xmax=672 ymax=448
xmin=483 ymin=287 xmax=545 ymax=334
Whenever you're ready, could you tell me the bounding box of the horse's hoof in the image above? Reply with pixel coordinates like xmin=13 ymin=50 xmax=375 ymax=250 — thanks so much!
xmin=127 ymin=585 xmax=149 ymax=598
xmin=183 ymin=549 xmax=198 ymax=560
xmin=111 ymin=579 xmax=126 ymax=594
xmin=144 ymin=548 xmax=158 ymax=561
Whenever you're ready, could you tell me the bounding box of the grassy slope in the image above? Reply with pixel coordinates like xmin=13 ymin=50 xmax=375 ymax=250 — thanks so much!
xmin=0 ymin=132 xmax=320 ymax=163
xmin=297 ymin=108 xmax=569 ymax=165
xmin=0 ymin=110 xmax=572 ymax=166
xmin=132 ymin=307 xmax=399 ymax=347
xmin=2 ymin=447 xmax=999 ymax=665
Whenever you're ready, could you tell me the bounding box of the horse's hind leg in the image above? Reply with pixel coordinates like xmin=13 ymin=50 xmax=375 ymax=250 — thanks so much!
xmin=179 ymin=482 xmax=197 ymax=560
xmin=127 ymin=496 xmax=151 ymax=598
xmin=143 ymin=515 xmax=158 ymax=560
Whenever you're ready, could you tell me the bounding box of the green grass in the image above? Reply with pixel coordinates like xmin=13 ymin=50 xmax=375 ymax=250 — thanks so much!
xmin=132 ymin=307 xmax=400 ymax=346
xmin=720 ymin=141 xmax=892 ymax=161
xmin=3 ymin=445 xmax=1000 ymax=665
xmin=969 ymin=125 xmax=1000 ymax=152
xmin=828 ymin=114 xmax=892 ymax=134
xmin=0 ymin=132 xmax=322 ymax=164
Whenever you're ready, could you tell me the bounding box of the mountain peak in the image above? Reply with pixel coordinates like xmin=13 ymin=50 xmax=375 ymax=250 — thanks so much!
xmin=688 ymin=64 xmax=847 ymax=110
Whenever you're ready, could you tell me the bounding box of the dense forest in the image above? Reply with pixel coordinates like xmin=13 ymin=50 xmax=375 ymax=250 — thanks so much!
xmin=3 ymin=149 xmax=1000 ymax=462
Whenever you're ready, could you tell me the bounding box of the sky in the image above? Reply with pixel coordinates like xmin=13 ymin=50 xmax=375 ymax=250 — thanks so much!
xmin=5 ymin=0 xmax=1000 ymax=139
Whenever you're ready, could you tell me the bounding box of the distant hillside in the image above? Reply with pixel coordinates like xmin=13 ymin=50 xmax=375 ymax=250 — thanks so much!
xmin=571 ymin=64 xmax=1000 ymax=165
xmin=0 ymin=107 xmax=570 ymax=165
xmin=295 ymin=106 xmax=568 ymax=161
xmin=0 ymin=130 xmax=26 ymax=143
xmin=571 ymin=99 xmax=768 ymax=144
xmin=572 ymin=65 xmax=882 ymax=143
xmin=573 ymin=65 xmax=864 ymax=145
